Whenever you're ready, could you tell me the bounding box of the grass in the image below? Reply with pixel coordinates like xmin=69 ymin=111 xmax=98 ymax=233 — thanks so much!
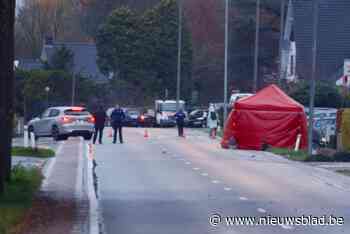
xmin=337 ymin=170 xmax=350 ymax=177
xmin=269 ymin=148 xmax=309 ymax=161
xmin=269 ymin=148 xmax=350 ymax=162
xmin=12 ymin=147 xmax=55 ymax=158
xmin=0 ymin=166 xmax=43 ymax=234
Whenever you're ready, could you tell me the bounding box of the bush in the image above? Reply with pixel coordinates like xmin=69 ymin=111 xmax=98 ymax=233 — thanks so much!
xmin=0 ymin=166 xmax=43 ymax=233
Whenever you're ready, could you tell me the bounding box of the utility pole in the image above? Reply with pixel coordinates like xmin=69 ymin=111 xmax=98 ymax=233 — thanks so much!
xmin=253 ymin=0 xmax=261 ymax=93
xmin=71 ymin=75 xmax=76 ymax=106
xmin=176 ymin=0 xmax=182 ymax=111
xmin=0 ymin=0 xmax=16 ymax=193
xmin=223 ymin=0 xmax=229 ymax=123
xmin=308 ymin=0 xmax=320 ymax=156
xmin=279 ymin=0 xmax=286 ymax=85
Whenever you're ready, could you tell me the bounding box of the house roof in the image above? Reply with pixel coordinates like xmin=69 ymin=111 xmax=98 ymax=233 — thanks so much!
xmin=292 ymin=0 xmax=350 ymax=80
xmin=41 ymin=42 xmax=108 ymax=82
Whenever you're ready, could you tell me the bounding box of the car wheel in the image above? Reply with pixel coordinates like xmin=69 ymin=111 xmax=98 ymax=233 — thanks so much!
xmin=52 ymin=126 xmax=62 ymax=141
xmin=83 ymin=133 xmax=93 ymax=140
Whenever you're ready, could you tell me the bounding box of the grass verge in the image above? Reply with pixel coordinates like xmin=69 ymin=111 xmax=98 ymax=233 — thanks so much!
xmin=0 ymin=166 xmax=43 ymax=234
xmin=269 ymin=148 xmax=350 ymax=162
xmin=12 ymin=147 xmax=55 ymax=158
xmin=268 ymin=148 xmax=309 ymax=161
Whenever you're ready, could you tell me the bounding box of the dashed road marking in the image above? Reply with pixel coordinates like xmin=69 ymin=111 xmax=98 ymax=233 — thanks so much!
xmin=201 ymin=173 xmax=209 ymax=177
xmin=185 ymin=162 xmax=191 ymax=165
xmin=224 ymin=187 xmax=232 ymax=191
xmin=257 ymin=208 xmax=267 ymax=213
xmin=212 ymin=180 xmax=220 ymax=184
xmin=239 ymin=196 xmax=248 ymax=201
xmin=193 ymin=167 xmax=200 ymax=171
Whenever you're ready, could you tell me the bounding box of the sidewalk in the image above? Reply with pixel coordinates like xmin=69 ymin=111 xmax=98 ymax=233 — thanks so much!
xmin=17 ymin=138 xmax=90 ymax=234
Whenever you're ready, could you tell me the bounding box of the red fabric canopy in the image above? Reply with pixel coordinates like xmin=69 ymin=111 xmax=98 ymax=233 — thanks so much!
xmin=221 ymin=85 xmax=308 ymax=150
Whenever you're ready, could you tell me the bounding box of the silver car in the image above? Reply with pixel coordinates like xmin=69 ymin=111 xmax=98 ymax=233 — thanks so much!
xmin=28 ymin=106 xmax=95 ymax=141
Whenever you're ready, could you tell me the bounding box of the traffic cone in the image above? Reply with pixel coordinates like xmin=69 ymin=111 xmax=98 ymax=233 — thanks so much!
xmin=144 ymin=129 xmax=149 ymax=138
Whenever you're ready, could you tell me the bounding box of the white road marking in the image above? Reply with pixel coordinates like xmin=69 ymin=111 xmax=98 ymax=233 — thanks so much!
xmin=185 ymin=162 xmax=191 ymax=165
xmin=224 ymin=187 xmax=232 ymax=191
xmin=86 ymin=142 xmax=99 ymax=234
xmin=193 ymin=167 xmax=200 ymax=171
xmin=201 ymin=173 xmax=209 ymax=177
xmin=239 ymin=196 xmax=248 ymax=201
xmin=75 ymin=139 xmax=84 ymax=198
xmin=257 ymin=208 xmax=267 ymax=213
xmin=212 ymin=180 xmax=220 ymax=184
xmin=280 ymin=224 xmax=294 ymax=230
xmin=41 ymin=142 xmax=63 ymax=189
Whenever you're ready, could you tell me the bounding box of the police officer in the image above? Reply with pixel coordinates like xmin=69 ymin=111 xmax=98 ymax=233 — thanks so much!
xmin=175 ymin=108 xmax=186 ymax=137
xmin=110 ymin=104 xmax=126 ymax=144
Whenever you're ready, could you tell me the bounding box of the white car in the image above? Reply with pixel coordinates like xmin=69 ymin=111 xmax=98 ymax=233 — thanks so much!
xmin=28 ymin=106 xmax=95 ymax=141
xmin=229 ymin=93 xmax=253 ymax=106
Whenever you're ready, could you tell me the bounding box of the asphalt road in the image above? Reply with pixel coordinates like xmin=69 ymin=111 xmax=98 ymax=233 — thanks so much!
xmin=94 ymin=127 xmax=350 ymax=234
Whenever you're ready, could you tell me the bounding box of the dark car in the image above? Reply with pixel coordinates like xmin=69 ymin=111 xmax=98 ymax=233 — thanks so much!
xmin=124 ymin=110 xmax=141 ymax=127
xmin=187 ymin=109 xmax=208 ymax=128
xmin=124 ymin=110 xmax=155 ymax=127
xmin=138 ymin=113 xmax=156 ymax=127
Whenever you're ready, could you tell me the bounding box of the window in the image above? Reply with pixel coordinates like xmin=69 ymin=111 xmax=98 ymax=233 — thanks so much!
xmin=41 ymin=109 xmax=51 ymax=118
xmin=49 ymin=109 xmax=60 ymax=117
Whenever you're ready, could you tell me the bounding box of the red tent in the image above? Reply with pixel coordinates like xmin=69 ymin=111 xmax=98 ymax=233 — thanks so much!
xmin=221 ymin=85 xmax=308 ymax=150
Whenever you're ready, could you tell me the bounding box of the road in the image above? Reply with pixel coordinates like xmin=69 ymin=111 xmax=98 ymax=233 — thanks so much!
xmin=94 ymin=127 xmax=350 ymax=234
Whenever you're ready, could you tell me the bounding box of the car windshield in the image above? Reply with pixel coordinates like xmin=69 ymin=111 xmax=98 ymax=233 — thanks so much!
xmin=161 ymin=103 xmax=178 ymax=112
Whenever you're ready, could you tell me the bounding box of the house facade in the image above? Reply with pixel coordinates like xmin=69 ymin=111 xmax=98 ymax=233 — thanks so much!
xmin=282 ymin=0 xmax=350 ymax=82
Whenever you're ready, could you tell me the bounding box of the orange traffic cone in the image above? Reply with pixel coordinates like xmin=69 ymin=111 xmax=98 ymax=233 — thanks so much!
xmin=144 ymin=129 xmax=149 ymax=138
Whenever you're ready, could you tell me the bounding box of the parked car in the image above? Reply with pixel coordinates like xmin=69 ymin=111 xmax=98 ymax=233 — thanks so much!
xmin=138 ymin=112 xmax=156 ymax=127
xmin=124 ymin=110 xmax=141 ymax=127
xmin=28 ymin=106 xmax=95 ymax=141
xmin=124 ymin=109 xmax=156 ymax=127
xmin=187 ymin=109 xmax=208 ymax=128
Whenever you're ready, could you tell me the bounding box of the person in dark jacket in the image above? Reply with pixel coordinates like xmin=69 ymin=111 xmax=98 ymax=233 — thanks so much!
xmin=175 ymin=109 xmax=186 ymax=137
xmin=110 ymin=104 xmax=126 ymax=144
xmin=93 ymin=106 xmax=107 ymax=144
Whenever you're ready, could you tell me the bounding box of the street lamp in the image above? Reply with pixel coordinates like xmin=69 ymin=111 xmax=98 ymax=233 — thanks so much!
xmin=253 ymin=0 xmax=261 ymax=93
xmin=45 ymin=86 xmax=50 ymax=108
xmin=223 ymin=0 xmax=229 ymax=123
xmin=308 ymin=0 xmax=320 ymax=156
xmin=176 ymin=0 xmax=182 ymax=111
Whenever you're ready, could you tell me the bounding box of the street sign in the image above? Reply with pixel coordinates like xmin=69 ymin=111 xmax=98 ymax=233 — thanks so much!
xmin=344 ymin=59 xmax=350 ymax=76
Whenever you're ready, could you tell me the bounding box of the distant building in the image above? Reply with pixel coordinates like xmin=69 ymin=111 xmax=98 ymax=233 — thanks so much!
xmin=40 ymin=38 xmax=109 ymax=82
xmin=282 ymin=0 xmax=350 ymax=82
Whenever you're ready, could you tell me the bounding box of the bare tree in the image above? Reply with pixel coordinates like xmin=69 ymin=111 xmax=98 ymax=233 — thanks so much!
xmin=16 ymin=0 xmax=84 ymax=58
xmin=0 ymin=0 xmax=16 ymax=193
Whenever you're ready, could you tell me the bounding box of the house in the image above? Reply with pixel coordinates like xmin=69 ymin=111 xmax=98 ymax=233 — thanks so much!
xmin=282 ymin=0 xmax=350 ymax=82
xmin=40 ymin=39 xmax=109 ymax=82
